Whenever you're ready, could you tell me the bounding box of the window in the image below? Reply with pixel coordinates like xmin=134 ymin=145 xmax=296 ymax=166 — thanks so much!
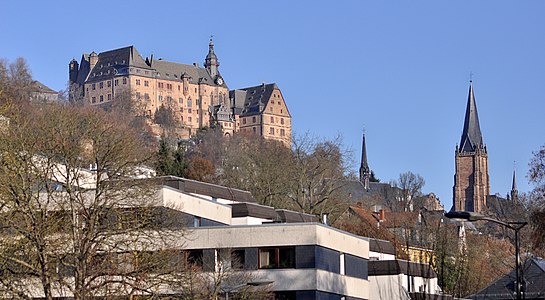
xmin=115 ymin=79 xmax=119 ymax=86
xmin=281 ymin=118 xmax=285 ymax=125
xmin=135 ymin=92 xmax=140 ymax=99
xmin=99 ymin=95 xmax=104 ymax=102
xmin=144 ymin=80 xmax=149 ymax=87
xmin=188 ymin=117 xmax=192 ymax=123
xmin=258 ymin=247 xmax=295 ymax=269
xmin=91 ymin=96 xmax=96 ymax=103
xmin=253 ymin=127 xmax=256 ymax=134
xmin=178 ymin=85 xmax=181 ymax=91
xmin=269 ymin=127 xmax=274 ymax=135
xmin=92 ymin=83 xmax=96 ymax=90
xmin=167 ymin=83 xmax=172 ymax=90
xmin=280 ymin=129 xmax=285 ymax=136
xmin=144 ymin=93 xmax=150 ymax=101
xmin=188 ymin=108 xmax=192 ymax=114
xmin=107 ymin=93 xmax=112 ymax=101
xmin=107 ymin=81 xmax=111 ymax=87
xmin=270 ymin=116 xmax=274 ymax=123
xmin=252 ymin=116 xmax=256 ymax=123
xmin=242 ymin=118 xmax=246 ymax=125
xmin=187 ymin=98 xmax=192 ymax=107
xmin=193 ymin=217 xmax=201 ymax=227
xmin=158 ymin=95 xmax=163 ymax=102
xmin=185 ymin=250 xmax=203 ymax=269
xmin=136 ymin=79 xmax=141 ymax=85
xmin=122 ymin=77 xmax=127 ymax=84
xmin=231 ymin=250 xmax=245 ymax=270
xmin=179 ymin=98 xmax=183 ymax=104
xmin=99 ymin=82 xmax=103 ymax=89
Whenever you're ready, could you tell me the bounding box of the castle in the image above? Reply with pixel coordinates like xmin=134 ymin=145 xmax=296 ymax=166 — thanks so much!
xmin=68 ymin=39 xmax=291 ymax=146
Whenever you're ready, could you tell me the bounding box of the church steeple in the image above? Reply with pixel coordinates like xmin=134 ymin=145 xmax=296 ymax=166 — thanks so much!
xmin=459 ymin=81 xmax=485 ymax=153
xmin=204 ymin=37 xmax=219 ymax=79
xmin=453 ymin=80 xmax=490 ymax=213
xmin=511 ymin=167 xmax=518 ymax=201
xmin=359 ymin=132 xmax=370 ymax=190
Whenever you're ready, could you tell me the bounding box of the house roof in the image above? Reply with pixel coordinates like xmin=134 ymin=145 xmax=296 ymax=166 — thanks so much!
xmin=32 ymin=81 xmax=57 ymax=94
xmin=471 ymin=258 xmax=545 ymax=299
xmin=229 ymin=83 xmax=279 ymax=117
xmin=231 ymin=202 xmax=278 ymax=219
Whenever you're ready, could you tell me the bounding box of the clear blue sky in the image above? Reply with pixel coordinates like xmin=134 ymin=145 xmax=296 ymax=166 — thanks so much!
xmin=1 ymin=1 xmax=544 ymax=210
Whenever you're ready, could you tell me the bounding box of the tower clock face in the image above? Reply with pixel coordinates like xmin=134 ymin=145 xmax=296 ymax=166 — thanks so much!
xmin=216 ymin=77 xmax=223 ymax=85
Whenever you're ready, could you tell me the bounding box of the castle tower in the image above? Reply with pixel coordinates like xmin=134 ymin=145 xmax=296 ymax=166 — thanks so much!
xmin=69 ymin=58 xmax=79 ymax=84
xmin=359 ymin=132 xmax=371 ymax=190
xmin=453 ymin=81 xmax=490 ymax=212
xmin=510 ymin=168 xmax=518 ymax=201
xmin=204 ymin=38 xmax=219 ymax=79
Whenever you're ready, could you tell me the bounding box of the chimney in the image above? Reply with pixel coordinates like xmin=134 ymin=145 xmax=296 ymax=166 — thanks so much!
xmin=379 ymin=209 xmax=385 ymax=222
xmin=322 ymin=213 xmax=329 ymax=225
xmin=89 ymin=51 xmax=98 ymax=70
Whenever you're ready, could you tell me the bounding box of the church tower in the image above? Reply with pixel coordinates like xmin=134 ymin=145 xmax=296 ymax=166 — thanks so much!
xmin=359 ymin=132 xmax=371 ymax=190
xmin=453 ymin=81 xmax=490 ymax=212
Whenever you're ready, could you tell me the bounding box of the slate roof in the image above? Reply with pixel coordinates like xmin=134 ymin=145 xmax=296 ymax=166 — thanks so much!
xmin=32 ymin=81 xmax=57 ymax=94
xmin=79 ymin=45 xmax=222 ymax=87
xmin=459 ymin=81 xmax=485 ymax=153
xmin=471 ymin=258 xmax=545 ymax=299
xmin=229 ymin=83 xmax=278 ymax=117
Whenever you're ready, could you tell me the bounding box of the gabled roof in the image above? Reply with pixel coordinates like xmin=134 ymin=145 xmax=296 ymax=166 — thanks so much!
xmin=32 ymin=81 xmax=57 ymax=94
xmin=87 ymin=46 xmax=150 ymax=82
xmin=229 ymin=83 xmax=279 ymax=117
xmin=471 ymin=258 xmax=545 ymax=299
xmin=459 ymin=81 xmax=485 ymax=153
xmin=150 ymin=59 xmax=221 ymax=87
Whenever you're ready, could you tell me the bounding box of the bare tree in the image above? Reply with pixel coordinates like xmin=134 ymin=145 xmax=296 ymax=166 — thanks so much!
xmin=390 ymin=171 xmax=425 ymax=212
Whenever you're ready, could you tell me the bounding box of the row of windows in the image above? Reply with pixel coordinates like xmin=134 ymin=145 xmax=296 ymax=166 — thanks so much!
xmin=91 ymin=78 xmax=127 ymax=90
xmin=91 ymin=93 xmax=113 ymax=104
xmin=135 ymin=79 xmax=150 ymax=87
xmin=269 ymin=127 xmax=286 ymax=136
xmin=241 ymin=116 xmax=286 ymax=125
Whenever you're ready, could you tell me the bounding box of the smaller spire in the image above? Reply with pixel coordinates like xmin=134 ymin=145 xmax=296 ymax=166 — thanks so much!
xmin=204 ymin=36 xmax=219 ymax=78
xmin=511 ymin=163 xmax=518 ymax=201
xmin=359 ymin=131 xmax=371 ymax=190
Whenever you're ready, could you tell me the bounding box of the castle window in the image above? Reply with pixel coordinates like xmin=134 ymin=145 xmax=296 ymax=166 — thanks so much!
xmin=136 ymin=79 xmax=141 ymax=86
xmin=269 ymin=127 xmax=274 ymax=135
xmin=178 ymin=85 xmax=181 ymax=91
xmin=99 ymin=82 xmax=103 ymax=89
xmin=136 ymin=69 xmax=140 ymax=73
xmin=187 ymin=98 xmax=192 ymax=107
xmin=270 ymin=116 xmax=274 ymax=123
xmin=122 ymin=78 xmax=127 ymax=84
xmin=107 ymin=81 xmax=111 ymax=87
xmin=91 ymin=96 xmax=96 ymax=103
xmin=107 ymin=93 xmax=112 ymax=101
xmin=253 ymin=127 xmax=256 ymax=133
xmin=144 ymin=80 xmax=149 ymax=87
xmin=280 ymin=129 xmax=285 ymax=136
xmin=252 ymin=116 xmax=256 ymax=123
xmin=99 ymin=95 xmax=104 ymax=102
xmin=115 ymin=80 xmax=119 ymax=86
xmin=92 ymin=83 xmax=96 ymax=90
xmin=188 ymin=108 xmax=192 ymax=114
xmin=242 ymin=118 xmax=246 ymax=125
xmin=144 ymin=93 xmax=150 ymax=101
xmin=188 ymin=117 xmax=192 ymax=123
xmin=135 ymin=92 xmax=140 ymax=100
xmin=158 ymin=95 xmax=163 ymax=102
xmin=281 ymin=118 xmax=284 ymax=125
xmin=179 ymin=98 xmax=183 ymax=104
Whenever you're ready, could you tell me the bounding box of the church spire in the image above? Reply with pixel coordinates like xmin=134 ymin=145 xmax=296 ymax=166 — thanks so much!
xmin=359 ymin=132 xmax=370 ymax=190
xmin=204 ymin=37 xmax=219 ymax=79
xmin=459 ymin=81 xmax=485 ymax=153
xmin=511 ymin=167 xmax=519 ymax=201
